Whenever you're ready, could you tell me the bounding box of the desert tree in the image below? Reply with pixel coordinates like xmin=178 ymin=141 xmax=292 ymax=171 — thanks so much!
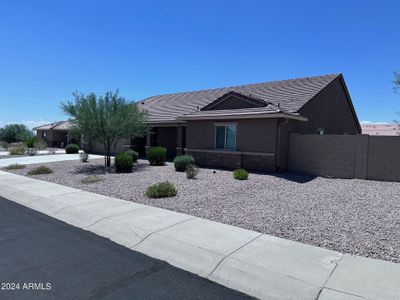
xmin=393 ymin=71 xmax=400 ymax=92
xmin=393 ymin=71 xmax=400 ymax=134
xmin=61 ymin=91 xmax=146 ymax=167
xmin=0 ymin=124 xmax=33 ymax=143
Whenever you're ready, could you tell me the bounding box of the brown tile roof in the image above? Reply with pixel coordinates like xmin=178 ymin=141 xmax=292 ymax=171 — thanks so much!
xmin=139 ymin=74 xmax=339 ymax=123
xmin=34 ymin=121 xmax=72 ymax=131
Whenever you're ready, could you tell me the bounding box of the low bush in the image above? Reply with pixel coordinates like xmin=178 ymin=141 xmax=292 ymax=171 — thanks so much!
xmin=27 ymin=166 xmax=53 ymax=175
xmin=186 ymin=164 xmax=199 ymax=179
xmin=80 ymin=152 xmax=89 ymax=162
xmin=26 ymin=148 xmax=37 ymax=156
xmin=145 ymin=181 xmax=177 ymax=198
xmin=114 ymin=152 xmax=133 ymax=173
xmin=148 ymin=146 xmax=167 ymax=166
xmin=125 ymin=149 xmax=139 ymax=163
xmin=5 ymin=164 xmax=26 ymax=170
xmin=25 ymin=136 xmax=37 ymax=148
xmin=233 ymin=168 xmax=249 ymax=180
xmin=9 ymin=145 xmax=27 ymax=155
xmin=80 ymin=175 xmax=103 ymax=184
xmin=65 ymin=143 xmax=80 ymax=154
xmin=173 ymin=155 xmax=195 ymax=172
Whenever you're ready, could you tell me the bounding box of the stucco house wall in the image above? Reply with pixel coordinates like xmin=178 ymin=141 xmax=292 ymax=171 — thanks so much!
xmin=88 ymin=138 xmax=131 ymax=155
xmin=156 ymin=127 xmax=178 ymax=159
xmin=296 ymin=77 xmax=360 ymax=135
xmin=186 ymin=119 xmax=278 ymax=171
xmin=37 ymin=129 xmax=69 ymax=148
xmin=277 ymin=77 xmax=360 ymax=170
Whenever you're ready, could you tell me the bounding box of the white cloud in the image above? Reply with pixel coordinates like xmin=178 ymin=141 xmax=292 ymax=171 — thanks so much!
xmin=0 ymin=118 xmax=51 ymax=130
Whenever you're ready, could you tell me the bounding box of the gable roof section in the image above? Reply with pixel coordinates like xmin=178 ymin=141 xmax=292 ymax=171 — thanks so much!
xmin=201 ymin=91 xmax=269 ymax=111
xmin=34 ymin=121 xmax=72 ymax=131
xmin=139 ymin=74 xmax=340 ymax=123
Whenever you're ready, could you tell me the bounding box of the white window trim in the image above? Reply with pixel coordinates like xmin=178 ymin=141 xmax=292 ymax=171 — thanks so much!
xmin=215 ymin=124 xmax=237 ymax=150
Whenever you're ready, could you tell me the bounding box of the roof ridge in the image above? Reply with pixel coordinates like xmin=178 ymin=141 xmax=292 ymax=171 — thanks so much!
xmin=33 ymin=120 xmax=69 ymax=130
xmin=139 ymin=73 xmax=340 ymax=103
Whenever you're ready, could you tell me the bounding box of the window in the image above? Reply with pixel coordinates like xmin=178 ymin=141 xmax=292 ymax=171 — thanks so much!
xmin=215 ymin=124 xmax=236 ymax=150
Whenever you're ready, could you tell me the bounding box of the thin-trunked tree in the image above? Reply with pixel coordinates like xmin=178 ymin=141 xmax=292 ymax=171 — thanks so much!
xmin=61 ymin=91 xmax=146 ymax=167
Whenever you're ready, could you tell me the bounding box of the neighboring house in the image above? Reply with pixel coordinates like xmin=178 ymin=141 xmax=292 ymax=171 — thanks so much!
xmin=34 ymin=121 xmax=77 ymax=148
xmin=361 ymin=123 xmax=399 ymax=136
xmin=138 ymin=73 xmax=361 ymax=172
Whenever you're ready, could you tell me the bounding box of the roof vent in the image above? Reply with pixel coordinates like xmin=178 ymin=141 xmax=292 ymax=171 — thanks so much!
xmin=196 ymin=106 xmax=200 ymax=111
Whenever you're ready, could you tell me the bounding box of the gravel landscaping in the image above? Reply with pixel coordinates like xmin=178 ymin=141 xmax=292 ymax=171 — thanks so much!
xmin=4 ymin=158 xmax=400 ymax=263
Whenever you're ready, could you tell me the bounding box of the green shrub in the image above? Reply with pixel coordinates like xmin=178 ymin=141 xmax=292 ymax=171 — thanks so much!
xmin=148 ymin=146 xmax=167 ymax=165
xmin=145 ymin=181 xmax=177 ymax=198
xmin=25 ymin=136 xmax=37 ymax=148
xmin=114 ymin=153 xmax=133 ymax=173
xmin=186 ymin=164 xmax=199 ymax=179
xmin=27 ymin=166 xmax=53 ymax=175
xmin=5 ymin=164 xmax=26 ymax=170
xmin=9 ymin=145 xmax=27 ymax=155
xmin=65 ymin=143 xmax=80 ymax=154
xmin=80 ymin=175 xmax=103 ymax=184
xmin=233 ymin=169 xmax=249 ymax=180
xmin=125 ymin=149 xmax=139 ymax=163
xmin=173 ymin=155 xmax=195 ymax=172
xmin=80 ymin=152 xmax=89 ymax=162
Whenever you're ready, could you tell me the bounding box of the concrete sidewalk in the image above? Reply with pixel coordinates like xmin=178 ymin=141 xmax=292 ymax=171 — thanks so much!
xmin=0 ymin=170 xmax=399 ymax=300
xmin=0 ymin=153 xmax=103 ymax=167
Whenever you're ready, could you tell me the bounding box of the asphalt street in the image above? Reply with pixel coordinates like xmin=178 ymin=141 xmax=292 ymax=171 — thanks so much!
xmin=0 ymin=196 xmax=253 ymax=300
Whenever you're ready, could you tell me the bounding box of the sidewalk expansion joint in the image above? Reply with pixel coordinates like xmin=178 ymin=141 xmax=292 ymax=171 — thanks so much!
xmin=130 ymin=216 xmax=197 ymax=249
xmin=321 ymin=254 xmax=344 ymax=288
xmin=206 ymin=232 xmax=263 ymax=278
xmin=316 ymin=288 xmax=370 ymax=300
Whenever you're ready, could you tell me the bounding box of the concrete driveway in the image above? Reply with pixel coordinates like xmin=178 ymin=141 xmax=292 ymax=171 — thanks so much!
xmin=0 ymin=197 xmax=253 ymax=300
xmin=0 ymin=154 xmax=103 ymax=168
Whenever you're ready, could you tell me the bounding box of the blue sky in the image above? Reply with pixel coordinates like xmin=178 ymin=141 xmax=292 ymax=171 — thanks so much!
xmin=0 ymin=0 xmax=399 ymax=128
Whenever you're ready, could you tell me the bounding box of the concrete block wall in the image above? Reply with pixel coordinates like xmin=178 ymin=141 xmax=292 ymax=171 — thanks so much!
xmin=241 ymin=154 xmax=276 ymax=172
xmin=186 ymin=150 xmax=241 ymax=170
xmin=186 ymin=149 xmax=276 ymax=172
xmin=288 ymin=134 xmax=400 ymax=182
xmin=367 ymin=136 xmax=400 ymax=181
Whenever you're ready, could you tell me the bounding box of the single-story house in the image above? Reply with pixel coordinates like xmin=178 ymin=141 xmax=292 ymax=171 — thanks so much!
xmin=137 ymin=73 xmax=361 ymax=172
xmin=34 ymin=121 xmax=78 ymax=148
xmin=39 ymin=73 xmax=361 ymax=172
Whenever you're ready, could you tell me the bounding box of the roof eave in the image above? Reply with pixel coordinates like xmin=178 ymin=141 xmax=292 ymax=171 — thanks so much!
xmin=177 ymin=113 xmax=308 ymax=122
xmin=145 ymin=119 xmax=187 ymax=125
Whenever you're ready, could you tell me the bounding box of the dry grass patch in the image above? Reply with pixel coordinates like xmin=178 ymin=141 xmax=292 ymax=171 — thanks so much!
xmin=27 ymin=166 xmax=53 ymax=175
xmin=5 ymin=164 xmax=26 ymax=170
xmin=80 ymin=175 xmax=104 ymax=184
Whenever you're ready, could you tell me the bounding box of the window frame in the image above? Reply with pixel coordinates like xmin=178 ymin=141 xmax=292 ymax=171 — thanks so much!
xmin=214 ymin=123 xmax=237 ymax=150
